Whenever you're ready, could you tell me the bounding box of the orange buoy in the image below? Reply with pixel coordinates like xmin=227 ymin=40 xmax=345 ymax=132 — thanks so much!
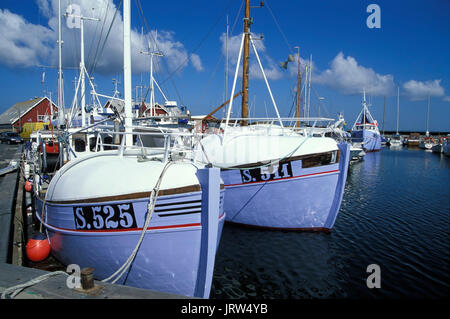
xmin=26 ymin=233 xmax=50 ymax=262
xmin=24 ymin=180 xmax=33 ymax=192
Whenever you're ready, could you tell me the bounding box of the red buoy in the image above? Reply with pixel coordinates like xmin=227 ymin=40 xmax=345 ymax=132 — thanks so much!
xmin=26 ymin=233 xmax=50 ymax=262
xmin=24 ymin=180 xmax=33 ymax=192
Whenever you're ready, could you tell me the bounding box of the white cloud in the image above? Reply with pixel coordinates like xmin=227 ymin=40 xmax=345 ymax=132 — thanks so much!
xmin=313 ymin=52 xmax=395 ymax=96
xmin=0 ymin=9 xmax=54 ymax=68
xmin=0 ymin=0 xmax=195 ymax=76
xmin=443 ymin=96 xmax=450 ymax=102
xmin=402 ymin=79 xmax=445 ymax=101
xmin=36 ymin=0 xmax=52 ymax=18
xmin=189 ymin=53 xmax=203 ymax=72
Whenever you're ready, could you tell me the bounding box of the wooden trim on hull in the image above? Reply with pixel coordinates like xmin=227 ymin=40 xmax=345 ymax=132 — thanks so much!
xmin=44 ymin=184 xmax=225 ymax=205
xmin=222 ymin=150 xmax=340 ymax=170
xmin=225 ymin=220 xmax=332 ymax=233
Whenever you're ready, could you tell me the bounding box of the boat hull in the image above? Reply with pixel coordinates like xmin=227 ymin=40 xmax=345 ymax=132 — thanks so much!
xmin=35 ymin=161 xmax=225 ymax=299
xmin=351 ymin=129 xmax=381 ymax=152
xmin=220 ymin=142 xmax=350 ymax=230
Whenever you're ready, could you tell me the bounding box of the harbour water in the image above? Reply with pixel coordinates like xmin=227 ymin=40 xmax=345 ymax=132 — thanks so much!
xmin=211 ymin=147 xmax=450 ymax=298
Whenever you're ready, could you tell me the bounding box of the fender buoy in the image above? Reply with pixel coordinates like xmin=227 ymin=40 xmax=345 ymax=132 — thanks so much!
xmin=26 ymin=233 xmax=50 ymax=262
xmin=24 ymin=180 xmax=33 ymax=192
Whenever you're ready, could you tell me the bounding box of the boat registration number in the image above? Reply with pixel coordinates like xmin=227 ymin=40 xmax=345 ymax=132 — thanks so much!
xmin=73 ymin=203 xmax=138 ymax=231
xmin=240 ymin=162 xmax=293 ymax=184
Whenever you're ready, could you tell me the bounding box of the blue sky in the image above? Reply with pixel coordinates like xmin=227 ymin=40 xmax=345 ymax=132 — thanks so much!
xmin=0 ymin=0 xmax=449 ymax=132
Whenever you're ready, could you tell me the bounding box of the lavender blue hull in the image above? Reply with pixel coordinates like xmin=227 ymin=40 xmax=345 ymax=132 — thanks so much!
xmin=220 ymin=142 xmax=350 ymax=230
xmin=351 ymin=130 xmax=381 ymax=152
xmin=36 ymin=188 xmax=225 ymax=298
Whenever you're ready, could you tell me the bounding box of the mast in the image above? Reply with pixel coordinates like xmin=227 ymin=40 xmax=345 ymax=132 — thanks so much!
xmin=224 ymin=15 xmax=229 ymax=117
xmin=303 ymin=64 xmax=307 ymax=119
xmin=295 ymin=46 xmax=301 ymax=126
xmin=57 ymin=0 xmax=65 ymax=128
xmin=426 ymin=95 xmax=430 ymax=136
xmin=382 ymin=96 xmax=386 ymax=135
xmin=396 ymin=86 xmax=400 ymax=134
xmin=307 ymin=54 xmax=312 ymax=118
xmin=123 ymin=0 xmax=133 ymax=146
xmin=363 ymin=89 xmax=366 ymax=124
xmin=241 ymin=0 xmax=250 ymax=126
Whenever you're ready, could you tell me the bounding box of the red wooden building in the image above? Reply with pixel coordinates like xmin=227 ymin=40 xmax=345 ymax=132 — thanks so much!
xmin=0 ymin=97 xmax=58 ymax=138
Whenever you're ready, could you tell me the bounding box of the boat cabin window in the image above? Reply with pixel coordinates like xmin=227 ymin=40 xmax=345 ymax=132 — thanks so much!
xmin=301 ymin=151 xmax=339 ymax=168
xmin=89 ymin=137 xmax=97 ymax=152
xmin=103 ymin=136 xmax=113 ymax=150
xmin=74 ymin=139 xmax=86 ymax=152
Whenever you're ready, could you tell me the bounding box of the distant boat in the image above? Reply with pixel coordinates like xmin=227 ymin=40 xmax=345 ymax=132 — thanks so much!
xmin=419 ymin=136 xmax=437 ymax=150
xmin=406 ymin=132 xmax=420 ymax=146
xmin=390 ymin=133 xmax=403 ymax=147
xmin=351 ymin=90 xmax=381 ymax=152
xmin=419 ymin=95 xmax=436 ymax=150
xmin=443 ymin=137 xmax=450 ymax=157
xmin=432 ymin=136 xmax=448 ymax=153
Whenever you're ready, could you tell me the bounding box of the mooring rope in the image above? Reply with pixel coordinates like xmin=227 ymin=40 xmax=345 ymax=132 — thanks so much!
xmin=101 ymin=160 xmax=174 ymax=284
xmin=1 ymin=271 xmax=68 ymax=299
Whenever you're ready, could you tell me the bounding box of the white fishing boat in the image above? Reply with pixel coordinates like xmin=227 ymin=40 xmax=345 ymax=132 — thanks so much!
xmin=193 ymin=0 xmax=350 ymax=231
xmin=30 ymin=0 xmax=225 ymax=298
xmin=350 ymin=91 xmax=382 ymax=152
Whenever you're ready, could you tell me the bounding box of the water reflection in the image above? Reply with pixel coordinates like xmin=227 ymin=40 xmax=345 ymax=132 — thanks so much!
xmin=211 ymin=147 xmax=449 ymax=298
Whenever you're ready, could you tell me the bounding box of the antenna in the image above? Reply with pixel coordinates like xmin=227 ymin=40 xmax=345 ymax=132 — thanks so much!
xmin=140 ymin=47 xmax=164 ymax=117
xmin=64 ymin=9 xmax=100 ymax=127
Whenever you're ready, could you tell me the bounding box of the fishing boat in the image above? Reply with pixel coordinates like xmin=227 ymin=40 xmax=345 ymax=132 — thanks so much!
xmin=193 ymin=0 xmax=350 ymax=231
xmin=32 ymin=0 xmax=225 ymax=298
xmin=351 ymin=91 xmax=382 ymax=152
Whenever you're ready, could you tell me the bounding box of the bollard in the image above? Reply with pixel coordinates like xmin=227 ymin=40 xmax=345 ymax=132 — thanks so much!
xmin=80 ymin=267 xmax=95 ymax=290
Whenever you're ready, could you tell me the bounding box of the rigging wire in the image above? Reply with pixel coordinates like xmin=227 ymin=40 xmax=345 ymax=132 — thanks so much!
xmin=194 ymin=0 xmax=245 ymax=111
xmin=134 ymin=0 xmax=183 ymax=105
xmin=89 ymin=0 xmax=123 ymax=76
xmin=157 ymin=0 xmax=235 ymax=87
xmin=264 ymin=0 xmax=293 ymax=55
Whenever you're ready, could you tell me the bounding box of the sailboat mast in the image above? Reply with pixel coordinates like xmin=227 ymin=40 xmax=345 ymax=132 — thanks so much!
xmin=296 ymin=46 xmax=301 ymax=126
xmin=426 ymin=95 xmax=430 ymax=136
xmin=307 ymin=54 xmax=312 ymax=118
xmin=241 ymin=0 xmax=250 ymax=126
xmin=382 ymin=96 xmax=386 ymax=135
xmin=123 ymin=0 xmax=133 ymax=146
xmin=57 ymin=0 xmax=65 ymax=128
xmin=396 ymin=86 xmax=399 ymax=134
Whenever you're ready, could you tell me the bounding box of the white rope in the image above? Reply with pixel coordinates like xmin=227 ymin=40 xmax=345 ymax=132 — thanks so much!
xmin=1 ymin=271 xmax=68 ymax=299
xmin=102 ymin=160 xmax=174 ymax=284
